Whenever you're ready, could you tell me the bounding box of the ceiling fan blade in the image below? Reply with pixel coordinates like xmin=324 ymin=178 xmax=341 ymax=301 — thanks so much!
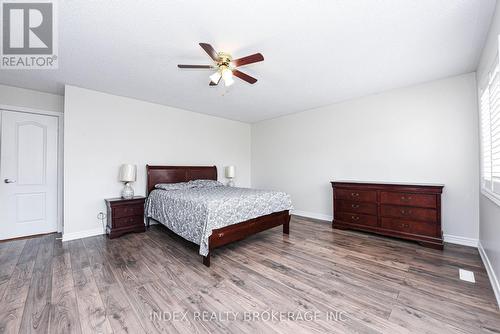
xmin=232 ymin=53 xmax=264 ymax=67
xmin=199 ymin=43 xmax=219 ymax=61
xmin=209 ymin=76 xmax=221 ymax=86
xmin=177 ymin=64 xmax=213 ymax=69
xmin=233 ymin=70 xmax=258 ymax=84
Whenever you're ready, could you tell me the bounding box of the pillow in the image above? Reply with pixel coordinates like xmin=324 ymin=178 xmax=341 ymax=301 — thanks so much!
xmin=187 ymin=179 xmax=223 ymax=188
xmin=155 ymin=182 xmax=192 ymax=191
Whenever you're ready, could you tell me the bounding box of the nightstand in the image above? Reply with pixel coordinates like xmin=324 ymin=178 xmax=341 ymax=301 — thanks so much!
xmin=105 ymin=196 xmax=146 ymax=239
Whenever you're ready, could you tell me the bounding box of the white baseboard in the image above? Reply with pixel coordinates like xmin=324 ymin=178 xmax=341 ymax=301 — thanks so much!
xmin=443 ymin=234 xmax=478 ymax=247
xmin=61 ymin=219 xmax=159 ymax=242
xmin=293 ymin=211 xmax=480 ymax=246
xmin=292 ymin=210 xmax=332 ymax=222
xmin=478 ymin=242 xmax=500 ymax=309
xmin=62 ymin=227 xmax=104 ymax=242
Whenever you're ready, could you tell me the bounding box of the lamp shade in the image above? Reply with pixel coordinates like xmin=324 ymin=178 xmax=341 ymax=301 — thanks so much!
xmin=119 ymin=164 xmax=136 ymax=182
xmin=225 ymin=165 xmax=235 ymax=178
xmin=210 ymin=71 xmax=222 ymax=84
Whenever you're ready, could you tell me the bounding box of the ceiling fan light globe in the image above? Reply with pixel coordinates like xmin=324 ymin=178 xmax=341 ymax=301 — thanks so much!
xmin=224 ymin=76 xmax=235 ymax=87
xmin=221 ymin=67 xmax=233 ymax=80
xmin=209 ymin=71 xmax=222 ymax=84
xmin=221 ymin=67 xmax=234 ymax=86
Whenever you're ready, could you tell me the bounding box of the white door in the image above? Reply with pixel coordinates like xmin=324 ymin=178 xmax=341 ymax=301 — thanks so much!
xmin=0 ymin=110 xmax=58 ymax=240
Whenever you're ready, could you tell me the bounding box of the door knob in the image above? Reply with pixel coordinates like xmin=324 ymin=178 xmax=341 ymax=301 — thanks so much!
xmin=4 ymin=179 xmax=16 ymax=183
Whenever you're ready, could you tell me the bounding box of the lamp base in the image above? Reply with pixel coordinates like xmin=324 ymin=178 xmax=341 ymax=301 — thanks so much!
xmin=226 ymin=179 xmax=235 ymax=187
xmin=121 ymin=182 xmax=134 ymax=199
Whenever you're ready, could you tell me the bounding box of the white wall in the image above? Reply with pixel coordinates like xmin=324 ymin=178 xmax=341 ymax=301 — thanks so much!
xmin=63 ymin=85 xmax=251 ymax=238
xmin=252 ymin=73 xmax=479 ymax=240
xmin=476 ymin=2 xmax=500 ymax=305
xmin=0 ymin=84 xmax=64 ymax=113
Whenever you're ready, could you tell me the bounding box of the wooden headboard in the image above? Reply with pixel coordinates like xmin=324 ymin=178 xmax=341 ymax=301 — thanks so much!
xmin=146 ymin=165 xmax=217 ymax=195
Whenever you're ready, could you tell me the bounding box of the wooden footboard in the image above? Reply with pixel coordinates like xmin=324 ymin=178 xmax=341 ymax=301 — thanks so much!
xmin=202 ymin=210 xmax=290 ymax=267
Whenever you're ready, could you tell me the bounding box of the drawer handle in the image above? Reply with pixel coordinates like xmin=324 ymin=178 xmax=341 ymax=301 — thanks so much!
xmin=351 ymin=215 xmax=360 ymax=221
xmin=400 ymin=209 xmax=412 ymax=215
xmin=351 ymin=192 xmax=360 ymax=197
xmin=401 ymin=196 xmax=412 ymax=201
xmin=351 ymin=204 xmax=360 ymax=209
xmin=401 ymin=223 xmax=410 ymax=228
xmin=218 ymin=233 xmax=224 ymax=238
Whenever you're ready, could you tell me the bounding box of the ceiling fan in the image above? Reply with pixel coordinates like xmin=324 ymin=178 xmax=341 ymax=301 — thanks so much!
xmin=178 ymin=43 xmax=264 ymax=87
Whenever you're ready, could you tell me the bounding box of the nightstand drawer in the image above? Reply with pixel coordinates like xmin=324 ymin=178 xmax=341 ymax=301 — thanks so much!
xmin=114 ymin=215 xmax=144 ymax=228
xmin=113 ymin=204 xmax=144 ymax=219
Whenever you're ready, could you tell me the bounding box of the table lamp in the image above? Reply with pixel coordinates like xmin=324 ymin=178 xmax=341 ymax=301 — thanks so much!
xmin=225 ymin=165 xmax=235 ymax=187
xmin=119 ymin=164 xmax=136 ymax=199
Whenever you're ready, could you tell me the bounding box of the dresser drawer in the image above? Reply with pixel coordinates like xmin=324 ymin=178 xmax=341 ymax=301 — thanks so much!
xmin=335 ymin=189 xmax=377 ymax=202
xmin=380 ymin=191 xmax=436 ymax=208
xmin=381 ymin=218 xmax=437 ymax=237
xmin=113 ymin=215 xmax=144 ymax=228
xmin=335 ymin=200 xmax=377 ymax=215
xmin=113 ymin=204 xmax=144 ymax=219
xmin=380 ymin=205 xmax=437 ymax=223
xmin=335 ymin=212 xmax=378 ymax=227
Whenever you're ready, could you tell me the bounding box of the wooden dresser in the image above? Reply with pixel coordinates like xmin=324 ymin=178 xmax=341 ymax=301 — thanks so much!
xmin=105 ymin=196 xmax=146 ymax=239
xmin=331 ymin=181 xmax=444 ymax=249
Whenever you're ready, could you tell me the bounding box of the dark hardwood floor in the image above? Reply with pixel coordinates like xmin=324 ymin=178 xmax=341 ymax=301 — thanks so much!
xmin=0 ymin=216 xmax=499 ymax=333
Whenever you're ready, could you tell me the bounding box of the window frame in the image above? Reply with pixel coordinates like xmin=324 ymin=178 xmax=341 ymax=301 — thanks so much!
xmin=479 ymin=50 xmax=500 ymax=207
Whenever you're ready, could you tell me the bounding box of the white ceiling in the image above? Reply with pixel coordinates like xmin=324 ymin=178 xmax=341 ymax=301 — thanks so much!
xmin=0 ymin=0 xmax=496 ymax=122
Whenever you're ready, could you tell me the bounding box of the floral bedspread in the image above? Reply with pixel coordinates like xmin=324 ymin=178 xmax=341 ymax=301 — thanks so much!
xmin=145 ymin=180 xmax=292 ymax=256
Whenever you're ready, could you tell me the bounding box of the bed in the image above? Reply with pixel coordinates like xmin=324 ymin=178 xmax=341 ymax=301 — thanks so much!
xmin=144 ymin=165 xmax=292 ymax=267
